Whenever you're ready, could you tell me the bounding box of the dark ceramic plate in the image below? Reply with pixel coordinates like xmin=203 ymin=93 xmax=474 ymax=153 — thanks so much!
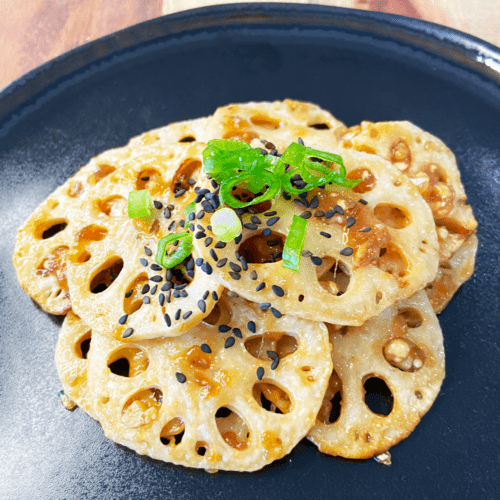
xmin=1 ymin=4 xmax=499 ymax=499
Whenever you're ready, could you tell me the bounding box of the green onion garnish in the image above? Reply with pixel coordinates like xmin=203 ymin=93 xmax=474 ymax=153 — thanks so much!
xmin=282 ymin=215 xmax=308 ymax=273
xmin=201 ymin=140 xmax=361 ymax=209
xmin=128 ymin=189 xmax=153 ymax=219
xmin=211 ymin=208 xmax=243 ymax=243
xmin=155 ymin=232 xmax=193 ymax=269
xmin=184 ymin=202 xmax=196 ymax=218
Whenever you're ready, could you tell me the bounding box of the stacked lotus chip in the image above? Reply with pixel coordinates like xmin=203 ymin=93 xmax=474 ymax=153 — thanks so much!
xmin=13 ymin=99 xmax=477 ymax=471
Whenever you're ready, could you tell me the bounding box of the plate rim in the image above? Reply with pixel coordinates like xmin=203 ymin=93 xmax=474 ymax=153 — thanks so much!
xmin=1 ymin=3 xmax=500 ymax=127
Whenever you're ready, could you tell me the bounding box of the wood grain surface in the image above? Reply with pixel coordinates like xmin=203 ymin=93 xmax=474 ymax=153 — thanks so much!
xmin=1 ymin=0 xmax=499 ymax=91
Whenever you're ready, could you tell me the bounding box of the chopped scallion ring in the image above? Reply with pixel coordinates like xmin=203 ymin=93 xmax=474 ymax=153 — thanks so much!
xmin=156 ymin=232 xmax=193 ymax=269
xmin=283 ymin=215 xmax=308 ymax=273
xmin=211 ymin=208 xmax=243 ymax=243
xmin=128 ymin=189 xmax=153 ymax=219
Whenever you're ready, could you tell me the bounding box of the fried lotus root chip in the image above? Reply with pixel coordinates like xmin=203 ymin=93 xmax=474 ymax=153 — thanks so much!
xmin=308 ymin=291 xmax=445 ymax=459
xmin=339 ymin=120 xmax=477 ymax=264
xmin=85 ymin=293 xmax=333 ymax=472
xmin=426 ymin=233 xmax=478 ymax=313
xmin=12 ymin=119 xmax=213 ymax=315
xmin=67 ymin=142 xmax=223 ymax=340
xmin=193 ymin=148 xmax=439 ymax=326
xmin=203 ymin=99 xmax=345 ymax=150
xmin=127 ymin=117 xmax=210 ymax=149
xmin=55 ymin=311 xmax=95 ymax=417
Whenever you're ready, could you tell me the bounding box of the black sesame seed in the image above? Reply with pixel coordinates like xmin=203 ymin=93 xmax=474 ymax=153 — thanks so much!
xmin=140 ymin=258 xmax=148 ymax=267
xmin=250 ymin=270 xmax=258 ymax=280
xmin=197 ymin=210 xmax=205 ymax=220
xmin=150 ymin=275 xmax=163 ymax=283
xmin=229 ymin=262 xmax=242 ymax=273
xmin=300 ymin=210 xmax=312 ymax=219
xmin=201 ymin=262 xmax=213 ymax=275
xmin=358 ymin=227 xmax=372 ymax=233
xmin=271 ymin=358 xmax=279 ymax=370
xmin=244 ymin=223 xmax=258 ymax=231
xmin=256 ymin=282 xmax=266 ymax=292
xmin=168 ymin=221 xmax=176 ymax=232
xmin=150 ymin=285 xmax=158 ymax=295
xmin=143 ymin=296 xmax=150 ymax=304
xmin=320 ymin=231 xmax=331 ymax=238
xmin=260 ymin=148 xmax=268 ymax=155
xmin=142 ymin=284 xmax=150 ymax=294
xmin=175 ymin=309 xmax=181 ymax=321
xmin=340 ymin=247 xmax=354 ymax=256
xmin=159 ymin=293 xmax=165 ymax=306
xmin=203 ymin=290 xmax=209 ymax=300
xmin=161 ymin=281 xmax=173 ymax=291
xmin=154 ymin=200 xmax=163 ymax=210
xmin=174 ymin=189 xmax=186 ymax=198
xmin=262 ymin=228 xmax=271 ymax=237
xmin=283 ymin=191 xmax=291 ymax=200
xmin=212 ymin=291 xmax=219 ymax=301
xmin=165 ymin=290 xmax=172 ymax=303
xmin=299 ymin=192 xmax=308 ymax=200
xmin=172 ymin=290 xmax=180 ymax=298
xmin=140 ymin=176 xmax=150 ymax=181
xmin=325 ymin=210 xmax=335 ymax=219
xmin=186 ymin=259 xmax=195 ymax=270
xmin=272 ymin=285 xmax=285 ymax=297
xmin=248 ymin=321 xmax=256 ymax=333
xmin=270 ymin=307 xmax=282 ymax=319
xmin=310 ymin=195 xmax=319 ymax=209
xmin=302 ymin=250 xmax=313 ymax=258
xmin=227 ymin=290 xmax=239 ymax=298
xmin=188 ymin=178 xmax=196 ymax=185
xmin=239 ymin=257 xmax=248 ymax=271
xmin=224 ymin=337 xmax=236 ymax=349
xmin=229 ymin=272 xmax=241 ymax=280
xmin=260 ymin=302 xmax=271 ymax=310
xmin=164 ymin=314 xmax=171 ymax=327
xmin=189 ymin=224 xmax=195 ymax=232
xmin=346 ymin=217 xmax=356 ymax=228
xmin=232 ymin=328 xmax=242 ymax=338
xmin=180 ymin=290 xmax=188 ymax=298
xmin=234 ymin=234 xmax=243 ymax=244
xmin=122 ymin=328 xmax=134 ymax=338
xmin=204 ymin=237 xmax=213 ymax=247
xmin=183 ymin=311 xmax=193 ymax=320
xmin=195 ymin=258 xmax=204 ymax=267
xmin=334 ymin=204 xmax=344 ymax=215
xmin=118 ymin=314 xmax=128 ymax=325
xmin=176 ymin=372 xmax=186 ymax=383
xmin=215 ymin=241 xmax=226 ymax=249
xmin=267 ymin=217 xmax=280 ymax=226
xmin=195 ymin=231 xmax=206 ymax=240
xmin=311 ymin=256 xmax=323 ymax=266
xmin=219 ymin=324 xmax=231 ymax=333
xmin=267 ymin=350 xmax=278 ymax=361
xmin=201 ymin=343 xmax=212 ymax=353
xmin=297 ymin=137 xmax=304 ymax=145
xmin=125 ymin=289 xmax=133 ymax=298
xmin=179 ymin=220 xmax=186 ymax=228
xmin=217 ymin=258 xmax=227 ymax=268
xmin=198 ymin=300 xmax=206 ymax=313
xmin=163 ymin=207 xmax=171 ymax=219
xmin=250 ymin=216 xmax=262 ymax=225
xmin=314 ymin=210 xmax=325 ymax=217
xmin=256 ymin=367 xmax=265 ymax=380
xmin=211 ymin=179 xmax=218 ymax=189
xmin=359 ymin=199 xmax=368 ymax=205
xmin=209 ymin=249 xmax=218 ymax=261
xmin=144 ymin=246 xmax=152 ymax=256
xmin=188 ymin=212 xmax=195 ymax=221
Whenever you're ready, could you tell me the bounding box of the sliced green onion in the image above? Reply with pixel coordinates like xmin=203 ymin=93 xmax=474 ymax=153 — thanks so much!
xmin=219 ymin=171 xmax=281 ymax=208
xmin=156 ymin=232 xmax=193 ymax=269
xmin=282 ymin=215 xmax=308 ymax=273
xmin=184 ymin=202 xmax=196 ymax=218
xmin=128 ymin=189 xmax=152 ymax=219
xmin=211 ymin=208 xmax=243 ymax=243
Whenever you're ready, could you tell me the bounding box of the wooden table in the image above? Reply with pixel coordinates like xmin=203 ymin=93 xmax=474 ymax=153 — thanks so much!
xmin=1 ymin=0 xmax=499 ymax=91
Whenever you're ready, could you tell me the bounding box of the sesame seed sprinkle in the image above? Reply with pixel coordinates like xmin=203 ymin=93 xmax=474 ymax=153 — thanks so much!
xmin=118 ymin=314 xmax=128 ymax=325
xmin=163 ymin=207 xmax=171 ymax=219
xmin=195 ymin=258 xmax=204 ymax=267
xmin=244 ymin=223 xmax=258 ymax=231
xmin=266 ymin=217 xmax=280 ymax=226
xmin=183 ymin=311 xmax=193 ymax=320
xmin=229 ymin=272 xmax=241 ymax=280
xmin=248 ymin=321 xmax=256 ymax=333
xmin=176 ymin=372 xmax=186 ymax=383
xmin=358 ymin=227 xmax=372 ymax=232
xmin=256 ymin=367 xmax=265 ymax=380
xmin=143 ymin=296 xmax=150 ymax=304
xmin=262 ymin=228 xmax=271 ymax=237
xmin=212 ymin=291 xmax=219 ymax=301
xmin=250 ymin=270 xmax=258 ymax=280
xmin=203 ymin=290 xmax=209 ymax=300
xmin=219 ymin=324 xmax=231 ymax=333
xmin=204 ymin=237 xmax=213 ymax=247
xmin=272 ymin=285 xmax=285 ymax=297
xmin=150 ymin=275 xmax=163 ymax=282
xmin=340 ymin=247 xmax=354 ymax=256
xmin=125 ymin=289 xmax=133 ymax=298
xmin=359 ymin=199 xmax=368 ymax=205
xmin=260 ymin=302 xmax=271 ymax=310
xmin=346 ymin=217 xmax=356 ymax=228
xmin=140 ymin=258 xmax=148 ymax=267
xmin=175 ymin=309 xmax=181 ymax=321
xmin=201 ymin=343 xmax=212 ymax=353
xmin=142 ymin=284 xmax=150 ymax=294
xmin=224 ymin=337 xmax=236 ymax=349
xmin=229 ymin=262 xmax=242 ymax=273
xmin=174 ymin=189 xmax=186 ymax=198
xmin=144 ymin=247 xmax=152 ymax=256
xmin=201 ymin=262 xmax=213 ymax=275
xmin=270 ymin=307 xmax=282 ymax=319
xmin=334 ymin=204 xmax=344 ymax=215
xmin=150 ymin=285 xmax=158 ymax=295
xmin=164 ymin=314 xmax=171 ymax=327
xmin=311 ymin=256 xmax=323 ymax=266
xmin=320 ymin=231 xmax=331 ymax=238
xmin=198 ymin=300 xmax=206 ymax=313
xmin=314 ymin=210 xmax=325 ymax=217
xmin=159 ymin=293 xmax=165 ymax=306
xmin=233 ymin=328 xmax=242 ymax=338
xmin=217 ymin=258 xmax=228 ymax=268
xmin=256 ymin=282 xmax=266 ymax=291
xmin=215 ymin=241 xmax=226 ymax=249
xmin=154 ymin=201 xmax=163 ymax=210
xmin=300 ymin=211 xmax=312 ymax=219
xmin=209 ymin=249 xmax=218 ymax=261
xmin=122 ymin=328 xmax=134 ymax=338
xmin=161 ymin=282 xmax=173 ymax=291
xmin=325 ymin=210 xmax=335 ymax=219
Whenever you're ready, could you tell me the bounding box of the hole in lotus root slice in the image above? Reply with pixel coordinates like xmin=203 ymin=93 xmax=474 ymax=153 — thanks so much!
xmin=202 ymin=302 xmax=231 ymax=326
xmin=193 ymin=147 xmax=438 ymax=326
xmin=160 ymin=417 xmax=185 ymax=446
xmin=308 ymin=291 xmax=445 ymax=459
xmin=107 ymin=347 xmax=149 ymax=378
xmin=316 ymin=258 xmax=351 ymax=296
xmin=338 ymin=120 xmax=477 ymax=265
xmin=38 ymin=220 xmax=68 ymax=240
xmin=136 ymin=167 xmax=170 ymax=196
xmin=316 ymin=368 xmax=343 ymax=425
xmin=122 ymin=388 xmax=163 ymax=428
xmin=54 ymin=312 xmax=96 ymax=417
xmin=87 ymin=164 xmax=116 ymax=186
xmin=245 ymin=333 xmax=298 ymax=362
xmin=172 ymin=159 xmax=202 ymax=193
xmin=69 ymin=225 xmax=108 ymax=264
xmin=363 ymin=376 xmax=394 ymax=416
xmin=89 ymin=256 xmax=123 ymax=294
xmin=347 ymin=168 xmax=377 ymax=194
xmin=253 ymin=382 xmax=292 ymax=415
xmin=203 ymin=100 xmax=345 ymax=152
xmin=373 ymin=204 xmax=411 ymax=229
xmin=94 ymin=195 xmax=127 ymax=216
xmin=216 ymin=407 xmax=250 ymax=450
xmin=85 ymin=293 xmax=332 ymax=471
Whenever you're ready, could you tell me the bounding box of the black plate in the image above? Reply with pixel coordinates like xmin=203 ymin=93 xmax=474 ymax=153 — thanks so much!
xmin=1 ymin=4 xmax=499 ymax=499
